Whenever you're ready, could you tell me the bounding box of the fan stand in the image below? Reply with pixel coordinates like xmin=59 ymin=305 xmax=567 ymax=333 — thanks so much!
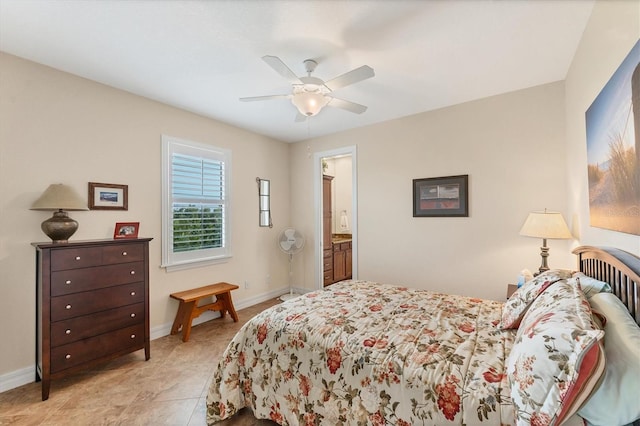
xmin=279 ymin=252 xmax=301 ymax=301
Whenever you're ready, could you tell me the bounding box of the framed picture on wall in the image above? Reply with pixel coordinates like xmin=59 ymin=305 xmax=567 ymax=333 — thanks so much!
xmin=89 ymin=182 xmax=128 ymax=210
xmin=413 ymin=175 xmax=469 ymax=217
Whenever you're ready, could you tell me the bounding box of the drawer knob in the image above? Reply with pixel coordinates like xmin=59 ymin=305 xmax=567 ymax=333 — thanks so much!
xmin=65 ymin=304 xmax=72 ymax=310
xmin=122 ymin=251 xmax=128 ymax=256
xmin=130 ymin=291 xmax=136 ymax=296
xmin=65 ymin=280 xmax=72 ymax=285
xmin=130 ymin=271 xmax=136 ymax=275
xmin=65 ymin=354 xmax=71 ymax=359
xmin=75 ymin=256 xmax=81 ymax=261
xmin=65 ymin=329 xmax=71 ymax=334
xmin=130 ymin=334 xmax=136 ymax=339
xmin=130 ymin=313 xmax=136 ymax=318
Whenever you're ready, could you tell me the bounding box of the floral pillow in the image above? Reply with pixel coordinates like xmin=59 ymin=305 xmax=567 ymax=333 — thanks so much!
xmin=500 ymin=269 xmax=573 ymax=329
xmin=506 ymin=280 xmax=605 ymax=426
xmin=569 ymin=272 xmax=612 ymax=299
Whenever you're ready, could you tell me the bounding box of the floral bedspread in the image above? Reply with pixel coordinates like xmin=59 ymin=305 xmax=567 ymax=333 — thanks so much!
xmin=206 ymin=280 xmax=515 ymax=425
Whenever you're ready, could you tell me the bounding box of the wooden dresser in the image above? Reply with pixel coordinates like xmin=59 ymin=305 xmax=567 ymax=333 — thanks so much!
xmin=33 ymin=238 xmax=152 ymax=400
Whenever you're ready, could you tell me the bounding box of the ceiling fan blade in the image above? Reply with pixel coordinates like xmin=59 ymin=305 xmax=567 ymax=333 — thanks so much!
xmin=239 ymin=94 xmax=289 ymax=102
xmin=324 ymin=65 xmax=375 ymax=91
xmin=262 ymin=55 xmax=303 ymax=85
xmin=327 ymin=97 xmax=368 ymax=114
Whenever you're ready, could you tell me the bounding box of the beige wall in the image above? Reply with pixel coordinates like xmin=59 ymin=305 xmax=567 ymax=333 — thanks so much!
xmin=0 ymin=53 xmax=291 ymax=381
xmin=291 ymin=81 xmax=574 ymax=300
xmin=565 ymin=0 xmax=640 ymax=254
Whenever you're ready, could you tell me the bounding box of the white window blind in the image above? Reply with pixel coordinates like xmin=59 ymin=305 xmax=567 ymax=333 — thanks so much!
xmin=162 ymin=136 xmax=231 ymax=271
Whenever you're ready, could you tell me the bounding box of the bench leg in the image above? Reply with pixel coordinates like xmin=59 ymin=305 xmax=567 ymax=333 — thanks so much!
xmin=170 ymin=300 xmax=197 ymax=342
xmin=218 ymin=291 xmax=239 ymax=322
xmin=180 ymin=301 xmax=197 ymax=342
xmin=170 ymin=301 xmax=187 ymax=335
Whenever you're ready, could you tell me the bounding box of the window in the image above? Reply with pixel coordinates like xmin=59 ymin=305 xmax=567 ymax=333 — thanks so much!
xmin=162 ymin=135 xmax=231 ymax=271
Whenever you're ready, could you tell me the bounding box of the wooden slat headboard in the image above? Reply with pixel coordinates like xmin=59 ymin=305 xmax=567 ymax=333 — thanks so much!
xmin=572 ymin=246 xmax=640 ymax=326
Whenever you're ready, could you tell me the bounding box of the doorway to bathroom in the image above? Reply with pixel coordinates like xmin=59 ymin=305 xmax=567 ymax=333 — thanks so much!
xmin=313 ymin=146 xmax=357 ymax=290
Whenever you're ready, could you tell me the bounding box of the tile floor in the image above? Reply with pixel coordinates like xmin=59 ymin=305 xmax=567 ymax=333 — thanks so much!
xmin=0 ymin=298 xmax=281 ymax=425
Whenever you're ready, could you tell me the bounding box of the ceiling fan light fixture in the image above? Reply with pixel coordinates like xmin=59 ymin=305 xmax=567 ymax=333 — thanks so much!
xmin=242 ymin=55 xmax=374 ymax=119
xmin=291 ymin=91 xmax=330 ymax=117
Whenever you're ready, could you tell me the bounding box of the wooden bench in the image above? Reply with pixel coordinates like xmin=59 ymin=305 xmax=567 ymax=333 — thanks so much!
xmin=169 ymin=282 xmax=239 ymax=342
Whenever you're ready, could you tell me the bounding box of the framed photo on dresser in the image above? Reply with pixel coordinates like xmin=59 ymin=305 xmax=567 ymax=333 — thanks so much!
xmin=113 ymin=222 xmax=139 ymax=239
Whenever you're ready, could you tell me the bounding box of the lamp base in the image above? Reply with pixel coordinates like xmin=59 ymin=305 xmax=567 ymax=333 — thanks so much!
xmin=537 ymin=239 xmax=550 ymax=276
xmin=41 ymin=210 xmax=78 ymax=243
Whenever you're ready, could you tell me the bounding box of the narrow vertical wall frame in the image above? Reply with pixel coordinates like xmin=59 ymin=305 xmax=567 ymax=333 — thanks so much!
xmin=257 ymin=177 xmax=272 ymax=228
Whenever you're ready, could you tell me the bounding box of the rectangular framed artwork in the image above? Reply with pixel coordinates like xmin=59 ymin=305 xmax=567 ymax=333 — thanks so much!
xmin=88 ymin=182 xmax=128 ymax=210
xmin=584 ymin=40 xmax=639 ymax=236
xmin=113 ymin=222 xmax=139 ymax=239
xmin=413 ymin=174 xmax=469 ymax=217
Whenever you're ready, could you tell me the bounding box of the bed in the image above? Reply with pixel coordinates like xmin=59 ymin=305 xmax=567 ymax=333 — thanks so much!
xmin=206 ymin=246 xmax=640 ymax=426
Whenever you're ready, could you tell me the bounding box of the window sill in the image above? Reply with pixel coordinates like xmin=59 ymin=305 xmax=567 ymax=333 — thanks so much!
xmin=161 ymin=255 xmax=232 ymax=272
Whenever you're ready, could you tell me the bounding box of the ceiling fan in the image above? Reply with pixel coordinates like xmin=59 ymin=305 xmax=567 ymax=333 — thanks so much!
xmin=240 ymin=55 xmax=375 ymax=120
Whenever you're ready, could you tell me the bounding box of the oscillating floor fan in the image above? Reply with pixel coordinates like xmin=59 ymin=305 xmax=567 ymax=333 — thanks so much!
xmin=278 ymin=227 xmax=305 ymax=301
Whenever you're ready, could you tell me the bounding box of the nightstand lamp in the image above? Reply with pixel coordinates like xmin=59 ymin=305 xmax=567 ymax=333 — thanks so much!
xmin=30 ymin=184 xmax=88 ymax=243
xmin=519 ymin=209 xmax=572 ymax=276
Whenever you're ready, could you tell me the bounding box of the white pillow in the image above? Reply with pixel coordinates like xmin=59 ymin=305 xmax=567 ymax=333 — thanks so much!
xmin=569 ymin=272 xmax=612 ymax=299
xmin=578 ymin=292 xmax=640 ymax=426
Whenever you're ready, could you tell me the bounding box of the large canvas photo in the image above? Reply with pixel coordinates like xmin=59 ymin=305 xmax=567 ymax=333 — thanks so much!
xmin=585 ymin=40 xmax=640 ymax=236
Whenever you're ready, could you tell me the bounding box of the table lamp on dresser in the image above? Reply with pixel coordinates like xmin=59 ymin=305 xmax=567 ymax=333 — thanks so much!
xmin=30 ymin=183 xmax=88 ymax=243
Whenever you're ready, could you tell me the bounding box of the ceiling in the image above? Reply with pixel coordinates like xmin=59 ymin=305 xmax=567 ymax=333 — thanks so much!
xmin=0 ymin=0 xmax=594 ymax=143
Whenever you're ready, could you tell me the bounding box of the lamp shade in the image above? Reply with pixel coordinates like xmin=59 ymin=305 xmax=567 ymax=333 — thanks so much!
xmin=291 ymin=91 xmax=330 ymax=117
xmin=519 ymin=210 xmax=572 ymax=239
xmin=30 ymin=184 xmax=88 ymax=211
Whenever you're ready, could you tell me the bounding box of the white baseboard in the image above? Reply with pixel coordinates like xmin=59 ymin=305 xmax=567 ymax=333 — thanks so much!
xmin=1 ymin=286 xmax=294 ymax=394
xmin=0 ymin=365 xmax=35 ymax=393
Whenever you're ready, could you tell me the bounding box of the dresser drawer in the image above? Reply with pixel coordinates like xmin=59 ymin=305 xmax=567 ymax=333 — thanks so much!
xmin=51 ymin=262 xmax=144 ymax=296
xmin=50 ymin=323 xmax=145 ymax=373
xmin=51 ymin=247 xmax=103 ymax=271
xmin=51 ymin=282 xmax=144 ymax=321
xmin=102 ymin=243 xmax=145 ymax=264
xmin=51 ymin=302 xmax=144 ymax=347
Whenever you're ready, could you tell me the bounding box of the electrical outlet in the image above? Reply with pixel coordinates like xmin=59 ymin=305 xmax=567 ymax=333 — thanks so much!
xmin=244 ymin=280 xmax=249 ymax=289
